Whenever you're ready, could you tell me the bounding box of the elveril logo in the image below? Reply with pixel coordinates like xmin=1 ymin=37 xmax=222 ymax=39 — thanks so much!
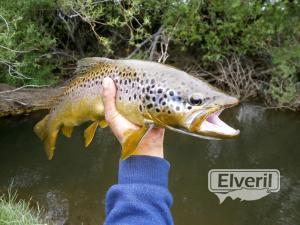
xmin=208 ymin=169 xmax=280 ymax=204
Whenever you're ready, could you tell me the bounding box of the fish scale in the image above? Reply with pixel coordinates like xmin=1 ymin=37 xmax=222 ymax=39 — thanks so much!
xmin=34 ymin=57 xmax=240 ymax=160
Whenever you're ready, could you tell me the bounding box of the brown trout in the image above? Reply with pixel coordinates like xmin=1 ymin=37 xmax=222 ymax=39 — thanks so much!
xmin=34 ymin=57 xmax=240 ymax=160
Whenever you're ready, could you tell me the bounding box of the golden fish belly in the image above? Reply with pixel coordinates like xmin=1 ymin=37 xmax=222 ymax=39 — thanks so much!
xmin=58 ymin=95 xmax=104 ymax=127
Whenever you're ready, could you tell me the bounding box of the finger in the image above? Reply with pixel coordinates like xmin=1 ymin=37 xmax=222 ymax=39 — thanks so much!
xmin=102 ymin=77 xmax=119 ymax=123
xmin=148 ymin=127 xmax=165 ymax=139
xmin=135 ymin=127 xmax=165 ymax=158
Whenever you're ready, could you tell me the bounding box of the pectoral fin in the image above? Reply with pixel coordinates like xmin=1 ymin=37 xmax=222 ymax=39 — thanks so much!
xmin=99 ymin=120 xmax=108 ymax=128
xmin=61 ymin=126 xmax=73 ymax=138
xmin=84 ymin=121 xmax=99 ymax=147
xmin=121 ymin=125 xmax=150 ymax=160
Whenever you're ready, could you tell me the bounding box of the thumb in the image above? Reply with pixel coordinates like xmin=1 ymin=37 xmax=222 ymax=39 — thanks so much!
xmin=102 ymin=77 xmax=119 ymax=123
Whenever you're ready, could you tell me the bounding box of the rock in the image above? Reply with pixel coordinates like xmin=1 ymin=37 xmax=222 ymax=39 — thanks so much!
xmin=0 ymin=84 xmax=63 ymax=117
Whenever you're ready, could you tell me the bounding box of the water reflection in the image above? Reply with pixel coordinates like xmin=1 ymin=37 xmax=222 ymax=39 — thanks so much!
xmin=45 ymin=190 xmax=69 ymax=224
xmin=0 ymin=104 xmax=299 ymax=225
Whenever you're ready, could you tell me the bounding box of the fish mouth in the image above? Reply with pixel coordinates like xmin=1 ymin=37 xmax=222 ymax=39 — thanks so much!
xmin=187 ymin=105 xmax=240 ymax=139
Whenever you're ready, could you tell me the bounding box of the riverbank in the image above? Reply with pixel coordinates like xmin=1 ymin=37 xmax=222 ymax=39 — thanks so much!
xmin=0 ymin=190 xmax=46 ymax=225
xmin=0 ymin=84 xmax=62 ymax=117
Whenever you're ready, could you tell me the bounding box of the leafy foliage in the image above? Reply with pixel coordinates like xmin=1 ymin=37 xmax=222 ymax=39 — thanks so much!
xmin=0 ymin=0 xmax=57 ymax=86
xmin=0 ymin=0 xmax=299 ymax=108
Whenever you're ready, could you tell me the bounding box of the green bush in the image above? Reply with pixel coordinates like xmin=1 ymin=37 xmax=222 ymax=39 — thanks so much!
xmin=0 ymin=0 xmax=299 ymax=108
xmin=0 ymin=0 xmax=57 ymax=86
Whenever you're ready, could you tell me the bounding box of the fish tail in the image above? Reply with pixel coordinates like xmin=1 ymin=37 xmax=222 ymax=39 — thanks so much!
xmin=34 ymin=115 xmax=59 ymax=160
xmin=34 ymin=115 xmax=49 ymax=141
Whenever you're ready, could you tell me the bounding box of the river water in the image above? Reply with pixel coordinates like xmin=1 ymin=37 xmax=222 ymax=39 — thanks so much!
xmin=0 ymin=104 xmax=299 ymax=225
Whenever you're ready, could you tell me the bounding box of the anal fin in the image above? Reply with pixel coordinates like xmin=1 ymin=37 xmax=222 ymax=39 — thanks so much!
xmin=61 ymin=126 xmax=74 ymax=138
xmin=84 ymin=121 xmax=99 ymax=147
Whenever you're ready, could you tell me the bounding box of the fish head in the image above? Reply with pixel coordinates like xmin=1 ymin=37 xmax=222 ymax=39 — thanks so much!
xmin=143 ymin=73 xmax=240 ymax=139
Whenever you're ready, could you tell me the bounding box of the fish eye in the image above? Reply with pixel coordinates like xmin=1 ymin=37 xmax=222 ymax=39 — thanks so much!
xmin=189 ymin=95 xmax=203 ymax=106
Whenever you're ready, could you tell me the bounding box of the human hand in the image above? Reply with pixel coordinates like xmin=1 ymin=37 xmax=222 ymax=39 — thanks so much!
xmin=102 ymin=77 xmax=165 ymax=158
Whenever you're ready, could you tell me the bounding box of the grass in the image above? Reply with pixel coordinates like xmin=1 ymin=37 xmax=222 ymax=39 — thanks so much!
xmin=0 ymin=190 xmax=48 ymax=225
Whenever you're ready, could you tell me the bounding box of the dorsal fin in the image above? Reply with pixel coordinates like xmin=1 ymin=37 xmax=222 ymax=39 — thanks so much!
xmin=75 ymin=57 xmax=113 ymax=76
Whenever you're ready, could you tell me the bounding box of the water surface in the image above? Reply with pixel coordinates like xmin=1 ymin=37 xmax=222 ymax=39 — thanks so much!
xmin=0 ymin=104 xmax=299 ymax=225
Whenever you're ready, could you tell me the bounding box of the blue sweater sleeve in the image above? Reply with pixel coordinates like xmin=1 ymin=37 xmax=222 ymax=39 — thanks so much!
xmin=104 ymin=155 xmax=174 ymax=225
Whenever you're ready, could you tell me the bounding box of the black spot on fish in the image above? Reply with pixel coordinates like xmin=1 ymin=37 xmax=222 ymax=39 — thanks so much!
xmin=162 ymin=102 xmax=166 ymax=106
xmin=151 ymin=79 xmax=155 ymax=84
xmin=146 ymin=79 xmax=149 ymax=84
xmin=146 ymin=86 xmax=150 ymax=92
xmin=168 ymin=110 xmax=171 ymax=114
xmin=142 ymin=88 xmax=145 ymax=93
xmin=147 ymin=104 xmax=153 ymax=109
xmin=158 ymin=88 xmax=163 ymax=94
xmin=169 ymin=91 xmax=174 ymax=96
xmin=137 ymin=77 xmax=140 ymax=82
xmin=187 ymin=106 xmax=192 ymax=110
xmin=150 ymin=91 xmax=153 ymax=94
xmin=139 ymin=105 xmax=142 ymax=111
xmin=134 ymin=94 xmax=137 ymax=99
xmin=156 ymin=108 xmax=160 ymax=113
xmin=152 ymin=97 xmax=156 ymax=102
xmin=146 ymin=95 xmax=150 ymax=100
xmin=159 ymin=98 xmax=163 ymax=103
xmin=129 ymin=97 xmax=131 ymax=101
xmin=124 ymin=80 xmax=127 ymax=85
xmin=178 ymin=97 xmax=182 ymax=101
xmin=164 ymin=94 xmax=167 ymax=98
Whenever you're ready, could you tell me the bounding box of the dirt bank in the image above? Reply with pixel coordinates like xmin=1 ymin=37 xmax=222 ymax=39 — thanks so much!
xmin=0 ymin=84 xmax=62 ymax=117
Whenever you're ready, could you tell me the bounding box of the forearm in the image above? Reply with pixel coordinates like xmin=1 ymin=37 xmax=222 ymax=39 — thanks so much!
xmin=104 ymin=155 xmax=174 ymax=225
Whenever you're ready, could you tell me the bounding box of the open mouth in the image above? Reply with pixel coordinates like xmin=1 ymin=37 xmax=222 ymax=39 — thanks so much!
xmin=198 ymin=109 xmax=240 ymax=137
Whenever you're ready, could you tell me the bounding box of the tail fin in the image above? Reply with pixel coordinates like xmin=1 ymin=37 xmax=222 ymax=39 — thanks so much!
xmin=34 ymin=115 xmax=49 ymax=141
xmin=34 ymin=115 xmax=58 ymax=160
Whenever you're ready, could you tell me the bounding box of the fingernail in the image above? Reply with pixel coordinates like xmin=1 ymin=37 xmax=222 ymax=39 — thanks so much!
xmin=103 ymin=77 xmax=109 ymax=89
